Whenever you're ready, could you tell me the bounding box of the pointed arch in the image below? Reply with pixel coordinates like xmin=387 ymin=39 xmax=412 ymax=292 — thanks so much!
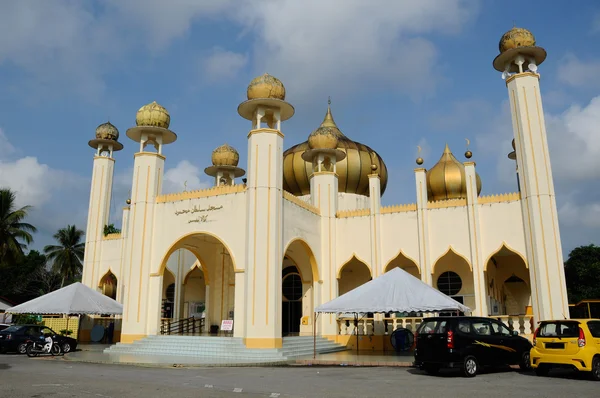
xmin=337 ymin=253 xmax=372 ymax=279
xmin=282 ymin=237 xmax=320 ymax=283
xmin=431 ymin=246 xmax=473 ymax=274
xmin=98 ymin=269 xmax=117 ymax=300
xmin=337 ymin=254 xmax=372 ymax=297
xmin=183 ymin=261 xmax=207 ymax=285
xmin=98 ymin=268 xmax=117 ymax=288
xmin=483 ymin=242 xmax=528 ymax=272
xmin=384 ymin=249 xmax=421 ymax=275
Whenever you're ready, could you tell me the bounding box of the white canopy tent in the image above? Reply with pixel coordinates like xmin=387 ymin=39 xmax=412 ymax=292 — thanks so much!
xmin=312 ymin=267 xmax=471 ymax=357
xmin=6 ymin=282 xmax=123 ymax=315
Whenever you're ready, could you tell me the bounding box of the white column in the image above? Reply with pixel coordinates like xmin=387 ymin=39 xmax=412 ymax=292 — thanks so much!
xmin=414 ymin=168 xmax=432 ymax=285
xmin=233 ymin=271 xmax=246 ymax=338
xmin=82 ymin=156 xmax=116 ymax=288
xmin=368 ymin=172 xmax=383 ymax=278
xmin=506 ymin=72 xmax=569 ymax=322
xmin=116 ymin=205 xmax=129 ymax=303
xmin=464 ymin=162 xmax=488 ymax=316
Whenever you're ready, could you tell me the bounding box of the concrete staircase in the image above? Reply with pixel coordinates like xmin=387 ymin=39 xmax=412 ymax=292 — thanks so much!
xmin=103 ymin=335 xmax=347 ymax=364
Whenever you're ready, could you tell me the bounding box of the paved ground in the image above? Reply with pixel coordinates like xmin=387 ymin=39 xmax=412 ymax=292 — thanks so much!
xmin=0 ymin=354 xmax=598 ymax=397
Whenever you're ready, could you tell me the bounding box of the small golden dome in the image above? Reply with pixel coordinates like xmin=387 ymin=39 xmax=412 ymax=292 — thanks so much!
xmin=426 ymin=144 xmax=482 ymax=201
xmin=95 ymin=122 xmax=119 ymax=141
xmin=416 ymin=157 xmax=424 ymax=165
xmin=371 ymin=164 xmax=377 ymax=171
xmin=211 ymin=144 xmax=239 ymax=167
xmin=126 ymin=199 xmax=131 ymax=205
xmin=247 ymin=73 xmax=286 ymax=101
xmin=465 ymin=150 xmax=473 ymax=159
xmin=136 ymin=101 xmax=170 ymax=129
xmin=308 ymin=126 xmax=339 ymax=150
xmin=499 ymin=27 xmax=536 ymax=53
xmin=283 ymin=105 xmax=387 ymax=197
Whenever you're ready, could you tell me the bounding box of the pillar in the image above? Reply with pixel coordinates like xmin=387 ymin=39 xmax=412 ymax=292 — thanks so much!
xmin=414 ymin=168 xmax=432 ymax=285
xmin=368 ymin=169 xmax=383 ymax=278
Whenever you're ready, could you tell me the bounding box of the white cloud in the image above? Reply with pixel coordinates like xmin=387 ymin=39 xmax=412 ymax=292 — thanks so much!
xmin=557 ymin=54 xmax=600 ymax=88
xmin=201 ymin=48 xmax=248 ymax=82
xmin=163 ymin=160 xmax=211 ymax=194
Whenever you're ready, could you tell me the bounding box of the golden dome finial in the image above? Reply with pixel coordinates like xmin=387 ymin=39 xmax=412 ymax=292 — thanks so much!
xmin=136 ymin=101 xmax=170 ymax=129
xmin=494 ymin=25 xmax=546 ymax=72
xmin=426 ymin=144 xmax=482 ymax=201
xmin=416 ymin=145 xmax=424 ymax=165
xmin=321 ymin=98 xmax=338 ymax=129
xmin=465 ymin=138 xmax=472 ymax=159
xmin=211 ymin=143 xmax=240 ymax=167
xmin=247 ymin=73 xmax=286 ymax=100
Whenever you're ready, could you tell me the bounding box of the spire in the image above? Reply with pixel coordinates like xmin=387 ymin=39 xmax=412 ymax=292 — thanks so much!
xmin=321 ymin=97 xmax=337 ymax=128
xmin=444 ymin=143 xmax=451 ymax=154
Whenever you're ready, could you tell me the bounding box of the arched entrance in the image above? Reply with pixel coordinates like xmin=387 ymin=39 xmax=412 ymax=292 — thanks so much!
xmin=99 ymin=270 xmax=117 ymax=300
xmin=485 ymin=245 xmax=531 ymax=316
xmin=432 ymin=248 xmax=474 ymax=313
xmin=384 ymin=251 xmax=420 ymax=279
xmin=282 ymin=239 xmax=318 ymax=337
xmin=338 ymin=256 xmax=372 ymax=296
xmin=157 ymin=233 xmax=235 ymax=335
xmin=161 ymin=268 xmax=175 ymax=319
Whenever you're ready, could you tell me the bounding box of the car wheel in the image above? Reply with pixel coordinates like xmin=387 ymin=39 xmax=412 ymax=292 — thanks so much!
xmin=463 ymin=355 xmax=478 ymax=377
xmin=424 ymin=364 xmax=440 ymax=375
xmin=61 ymin=343 xmax=71 ymax=353
xmin=534 ymin=365 xmax=549 ymax=377
xmin=17 ymin=343 xmax=27 ymax=354
xmin=592 ymin=357 xmax=600 ymax=381
xmin=519 ymin=351 xmax=531 ymax=371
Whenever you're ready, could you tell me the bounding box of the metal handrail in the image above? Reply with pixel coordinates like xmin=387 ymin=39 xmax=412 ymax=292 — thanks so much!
xmin=160 ymin=316 xmax=205 ymax=335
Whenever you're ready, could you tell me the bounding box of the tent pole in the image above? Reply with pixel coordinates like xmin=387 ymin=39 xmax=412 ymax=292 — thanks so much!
xmin=313 ymin=312 xmax=317 ymax=359
xmin=355 ymin=313 xmax=359 ymax=357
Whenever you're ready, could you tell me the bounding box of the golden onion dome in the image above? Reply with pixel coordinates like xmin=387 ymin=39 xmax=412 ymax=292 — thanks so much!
xmin=211 ymin=144 xmax=240 ymax=167
xmin=283 ymin=105 xmax=387 ymax=196
xmin=499 ymin=27 xmax=536 ymax=53
xmin=136 ymin=101 xmax=170 ymax=129
xmin=308 ymin=125 xmax=339 ymax=150
xmin=426 ymin=144 xmax=482 ymax=201
xmin=247 ymin=73 xmax=286 ymax=101
xmin=95 ymin=121 xmax=119 ymax=141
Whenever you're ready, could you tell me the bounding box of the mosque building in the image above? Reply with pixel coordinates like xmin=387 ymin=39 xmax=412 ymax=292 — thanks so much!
xmin=81 ymin=27 xmax=569 ymax=349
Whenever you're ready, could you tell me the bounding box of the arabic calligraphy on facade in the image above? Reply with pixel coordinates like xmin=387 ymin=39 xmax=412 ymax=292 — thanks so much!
xmin=174 ymin=204 xmax=224 ymax=216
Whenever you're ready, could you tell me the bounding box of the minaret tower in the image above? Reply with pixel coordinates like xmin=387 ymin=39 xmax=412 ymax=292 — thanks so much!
xmin=493 ymin=27 xmax=569 ymax=321
xmin=302 ymin=100 xmax=346 ymax=336
xmin=120 ymin=101 xmax=177 ymax=343
xmin=204 ymin=144 xmax=246 ymax=186
xmin=237 ymin=74 xmax=294 ymax=348
xmin=83 ymin=122 xmax=124 ymax=287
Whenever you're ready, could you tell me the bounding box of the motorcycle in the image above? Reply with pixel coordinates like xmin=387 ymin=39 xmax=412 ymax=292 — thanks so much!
xmin=25 ymin=336 xmax=62 ymax=357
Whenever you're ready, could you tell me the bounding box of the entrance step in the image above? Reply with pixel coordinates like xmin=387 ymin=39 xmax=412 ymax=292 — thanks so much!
xmin=103 ymin=336 xmax=347 ymax=362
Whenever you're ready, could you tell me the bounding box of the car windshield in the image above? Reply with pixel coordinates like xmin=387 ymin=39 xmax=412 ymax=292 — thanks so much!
xmin=1 ymin=326 xmax=23 ymax=333
xmin=417 ymin=319 xmax=447 ymax=334
xmin=538 ymin=321 xmax=580 ymax=338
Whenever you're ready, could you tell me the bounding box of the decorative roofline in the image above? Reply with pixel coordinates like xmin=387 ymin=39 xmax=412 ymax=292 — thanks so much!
xmin=478 ymin=192 xmax=521 ymax=204
xmin=283 ymin=191 xmax=320 ymax=215
xmin=336 ymin=208 xmax=371 ymax=218
xmin=381 ymin=203 xmax=417 ymax=214
xmin=427 ymin=198 xmax=467 ymax=209
xmin=156 ymin=184 xmax=246 ymax=204
xmin=103 ymin=233 xmax=122 ymax=241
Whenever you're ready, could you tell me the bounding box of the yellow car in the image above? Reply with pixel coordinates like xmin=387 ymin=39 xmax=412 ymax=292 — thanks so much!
xmin=530 ymin=319 xmax=600 ymax=380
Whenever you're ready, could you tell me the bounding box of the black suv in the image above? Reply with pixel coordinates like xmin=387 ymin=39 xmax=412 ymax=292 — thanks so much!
xmin=414 ymin=316 xmax=532 ymax=377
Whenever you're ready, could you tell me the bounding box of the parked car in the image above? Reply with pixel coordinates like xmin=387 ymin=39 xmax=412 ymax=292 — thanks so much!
xmin=0 ymin=324 xmax=77 ymax=354
xmin=0 ymin=324 xmax=10 ymax=331
xmin=414 ymin=316 xmax=532 ymax=377
xmin=530 ymin=318 xmax=600 ymax=381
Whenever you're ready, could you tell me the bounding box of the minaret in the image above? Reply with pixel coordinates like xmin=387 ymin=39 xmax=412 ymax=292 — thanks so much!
xmin=238 ymin=73 xmax=294 ymax=348
xmin=83 ymin=122 xmax=123 ymax=287
xmin=493 ymin=27 xmax=569 ymax=321
xmin=302 ymin=101 xmax=346 ymax=336
xmin=204 ymin=144 xmax=245 ymax=186
xmin=120 ymin=101 xmax=177 ymax=343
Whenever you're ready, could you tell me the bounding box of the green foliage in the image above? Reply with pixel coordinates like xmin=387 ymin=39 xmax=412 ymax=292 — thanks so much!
xmin=564 ymin=244 xmax=600 ymax=303
xmin=0 ymin=188 xmax=37 ymax=267
xmin=44 ymin=225 xmax=85 ymax=288
xmin=103 ymin=224 xmax=120 ymax=236
xmin=59 ymin=329 xmax=73 ymax=336
xmin=12 ymin=314 xmax=42 ymax=325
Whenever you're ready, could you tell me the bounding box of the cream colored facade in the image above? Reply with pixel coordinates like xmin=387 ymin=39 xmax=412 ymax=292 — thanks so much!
xmin=81 ymin=27 xmax=569 ymax=348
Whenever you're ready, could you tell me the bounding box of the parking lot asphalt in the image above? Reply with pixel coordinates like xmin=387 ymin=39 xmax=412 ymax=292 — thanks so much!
xmin=0 ymin=353 xmax=598 ymax=397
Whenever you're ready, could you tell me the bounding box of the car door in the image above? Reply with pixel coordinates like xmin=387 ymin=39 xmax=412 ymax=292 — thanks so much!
xmin=587 ymin=321 xmax=600 ymax=351
xmin=470 ymin=319 xmax=505 ymax=365
xmin=490 ymin=320 xmax=519 ymax=364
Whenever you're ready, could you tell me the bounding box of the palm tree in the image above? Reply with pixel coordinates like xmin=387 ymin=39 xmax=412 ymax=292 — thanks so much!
xmin=0 ymin=188 xmax=37 ymax=266
xmin=44 ymin=225 xmax=85 ymax=287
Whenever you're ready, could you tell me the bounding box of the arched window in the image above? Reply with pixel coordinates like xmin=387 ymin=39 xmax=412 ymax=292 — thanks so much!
xmin=166 ymin=283 xmax=175 ymax=302
xmin=282 ymin=274 xmax=302 ymax=301
xmin=437 ymin=271 xmax=462 ymax=296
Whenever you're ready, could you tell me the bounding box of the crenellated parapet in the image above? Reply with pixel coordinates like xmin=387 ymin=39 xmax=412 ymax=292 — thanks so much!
xmin=381 ymin=203 xmax=417 ymax=214
xmin=478 ymin=192 xmax=521 ymax=204
xmin=336 ymin=208 xmax=371 ymax=218
xmin=156 ymin=184 xmax=246 ymax=203
xmin=427 ymin=198 xmax=467 ymax=209
xmin=283 ymin=191 xmax=320 ymax=215
xmin=103 ymin=233 xmax=122 ymax=241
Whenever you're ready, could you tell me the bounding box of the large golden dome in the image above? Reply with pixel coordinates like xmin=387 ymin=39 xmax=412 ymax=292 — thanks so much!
xmin=95 ymin=121 xmax=119 ymax=141
xmin=493 ymin=26 xmax=546 ymax=72
xmin=283 ymin=105 xmax=387 ymax=196
xmin=499 ymin=27 xmax=536 ymax=53
xmin=211 ymin=144 xmax=239 ymax=167
xmin=136 ymin=101 xmax=170 ymax=129
xmin=247 ymin=73 xmax=286 ymax=100
xmin=426 ymin=144 xmax=481 ymax=201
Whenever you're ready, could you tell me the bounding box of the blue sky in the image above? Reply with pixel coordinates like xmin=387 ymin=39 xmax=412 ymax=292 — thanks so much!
xmin=0 ymin=0 xmax=599 ymax=257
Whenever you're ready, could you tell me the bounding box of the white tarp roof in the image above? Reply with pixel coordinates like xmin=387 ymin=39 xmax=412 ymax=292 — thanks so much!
xmin=6 ymin=282 xmax=123 ymax=315
xmin=315 ymin=267 xmax=471 ymax=314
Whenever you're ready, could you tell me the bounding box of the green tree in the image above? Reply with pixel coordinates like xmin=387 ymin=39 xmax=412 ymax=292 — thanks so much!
xmin=0 ymin=188 xmax=37 ymax=267
xmin=0 ymin=250 xmax=51 ymax=303
xmin=43 ymin=225 xmax=85 ymax=288
xmin=564 ymin=244 xmax=600 ymax=303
